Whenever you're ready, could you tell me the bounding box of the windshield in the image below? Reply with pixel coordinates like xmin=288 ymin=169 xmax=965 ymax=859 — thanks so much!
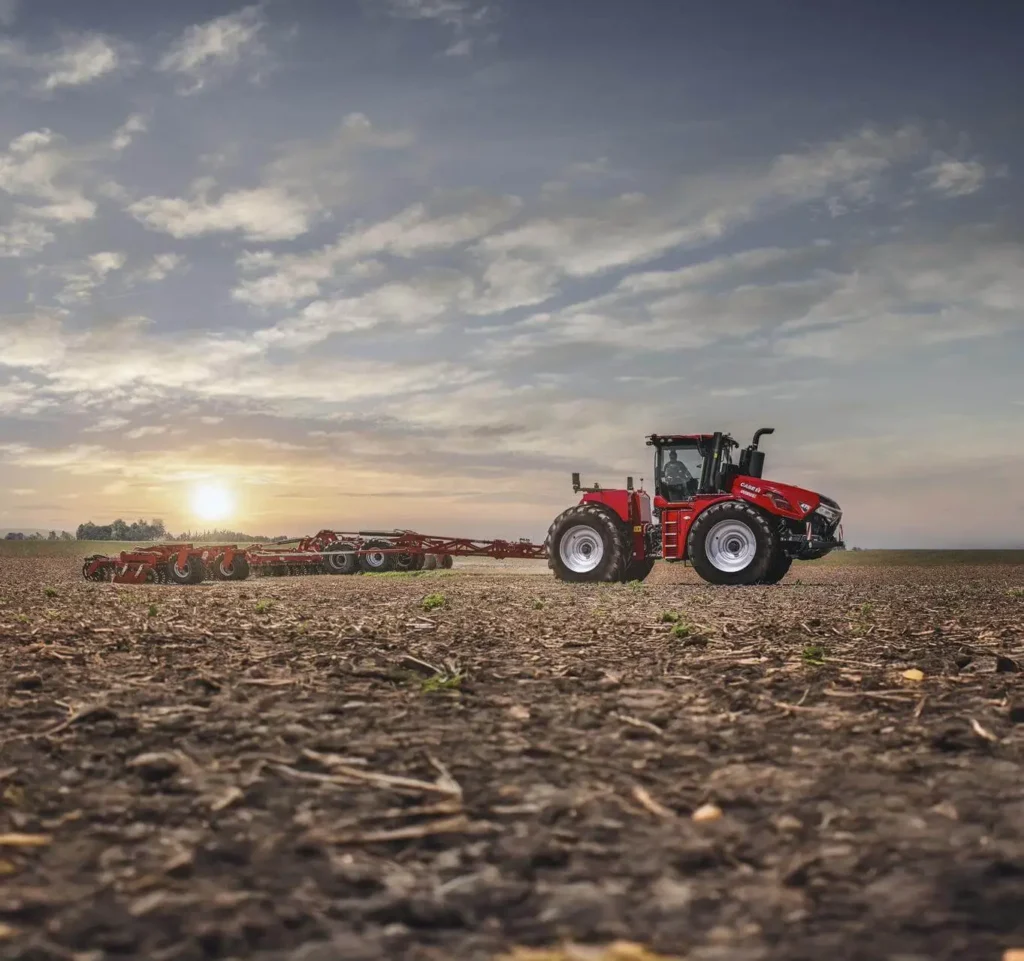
xmin=656 ymin=444 xmax=703 ymax=501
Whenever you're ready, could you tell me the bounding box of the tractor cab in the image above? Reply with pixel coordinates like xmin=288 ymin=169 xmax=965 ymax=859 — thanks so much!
xmin=646 ymin=428 xmax=774 ymax=505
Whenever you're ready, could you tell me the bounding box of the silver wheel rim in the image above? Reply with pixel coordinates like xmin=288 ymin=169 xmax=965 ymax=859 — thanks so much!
xmin=365 ymin=550 xmax=387 ymax=569
xmin=705 ymin=519 xmax=758 ymax=572
xmin=559 ymin=524 xmax=604 ymax=573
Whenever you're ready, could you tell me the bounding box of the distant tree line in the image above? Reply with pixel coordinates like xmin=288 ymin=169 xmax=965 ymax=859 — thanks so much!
xmin=5 ymin=531 xmax=74 ymax=541
xmin=174 ymin=529 xmax=287 ymax=544
xmin=76 ymin=519 xmax=168 ymax=541
xmin=74 ymin=519 xmax=284 ymax=543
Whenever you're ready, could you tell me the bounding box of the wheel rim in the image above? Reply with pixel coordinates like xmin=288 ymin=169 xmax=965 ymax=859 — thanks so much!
xmin=559 ymin=524 xmax=604 ymax=573
xmin=365 ymin=551 xmax=387 ymax=569
xmin=173 ymin=561 xmax=190 ymax=578
xmin=705 ymin=519 xmax=758 ymax=572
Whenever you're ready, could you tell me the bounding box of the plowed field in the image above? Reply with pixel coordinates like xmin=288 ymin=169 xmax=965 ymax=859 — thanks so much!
xmin=1 ymin=550 xmax=1023 ymax=961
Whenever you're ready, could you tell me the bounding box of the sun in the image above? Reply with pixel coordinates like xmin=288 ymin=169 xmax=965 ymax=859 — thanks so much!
xmin=190 ymin=482 xmax=234 ymax=523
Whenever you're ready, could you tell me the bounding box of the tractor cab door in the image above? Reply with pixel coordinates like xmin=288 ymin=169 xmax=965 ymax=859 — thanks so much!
xmin=654 ymin=441 xmax=704 ymax=504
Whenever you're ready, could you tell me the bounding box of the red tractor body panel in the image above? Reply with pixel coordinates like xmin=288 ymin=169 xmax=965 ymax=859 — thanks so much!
xmin=649 ymin=474 xmax=833 ymax=561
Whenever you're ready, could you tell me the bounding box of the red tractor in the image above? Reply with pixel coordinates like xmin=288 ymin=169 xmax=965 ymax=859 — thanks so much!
xmin=545 ymin=427 xmax=844 ymax=586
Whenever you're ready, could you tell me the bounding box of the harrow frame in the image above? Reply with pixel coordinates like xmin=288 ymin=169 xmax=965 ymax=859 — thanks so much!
xmin=81 ymin=529 xmax=548 ymax=585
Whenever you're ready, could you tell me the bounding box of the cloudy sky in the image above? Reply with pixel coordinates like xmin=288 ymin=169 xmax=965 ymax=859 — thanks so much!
xmin=1 ymin=0 xmax=1022 ymax=547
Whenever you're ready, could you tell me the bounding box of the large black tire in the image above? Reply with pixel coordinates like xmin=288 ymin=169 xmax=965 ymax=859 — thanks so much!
xmin=685 ymin=500 xmax=776 ymax=586
xmin=758 ymin=550 xmax=792 ymax=584
xmin=167 ymin=555 xmax=204 ymax=585
xmin=546 ymin=503 xmax=631 ymax=583
xmin=358 ymin=538 xmax=396 ymax=574
xmin=324 ymin=542 xmax=358 ymax=575
xmin=222 ymin=554 xmax=250 ymax=581
xmin=624 ymin=557 xmax=656 ymax=582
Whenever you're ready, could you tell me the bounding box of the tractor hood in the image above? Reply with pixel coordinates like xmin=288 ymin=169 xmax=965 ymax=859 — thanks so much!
xmin=732 ymin=475 xmax=842 ymax=524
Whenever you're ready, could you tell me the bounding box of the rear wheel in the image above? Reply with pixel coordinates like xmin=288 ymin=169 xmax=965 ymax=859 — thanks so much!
xmin=686 ymin=501 xmax=775 ymax=586
xmin=358 ymin=538 xmax=396 ymax=574
xmin=546 ymin=503 xmax=630 ymax=583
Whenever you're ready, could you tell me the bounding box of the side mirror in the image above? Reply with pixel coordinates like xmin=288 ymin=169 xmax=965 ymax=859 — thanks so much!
xmin=626 ymin=476 xmax=634 ymax=490
xmin=571 ymin=472 xmax=581 ymax=492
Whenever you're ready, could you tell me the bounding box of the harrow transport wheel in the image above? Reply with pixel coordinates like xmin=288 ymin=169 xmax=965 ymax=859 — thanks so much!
xmin=686 ymin=501 xmax=774 ymax=586
xmin=324 ymin=543 xmax=357 ymax=575
xmin=359 ymin=538 xmax=396 ymax=574
xmin=167 ymin=555 xmax=204 ymax=585
xmin=221 ymin=555 xmax=250 ymax=581
xmin=439 ymin=554 xmax=454 ymax=569
xmin=546 ymin=503 xmax=630 ymax=583
xmin=394 ymin=550 xmax=422 ymax=572
xmin=758 ymin=549 xmax=792 ymax=584
xmin=422 ymin=554 xmax=438 ymax=571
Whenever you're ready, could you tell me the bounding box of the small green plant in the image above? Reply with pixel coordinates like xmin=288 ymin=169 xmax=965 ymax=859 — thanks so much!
xmin=44 ymin=588 xmax=58 ymax=598
xmin=1008 ymin=588 xmax=1024 ymax=599
xmin=533 ymin=600 xmax=544 ymax=610
xmin=627 ymin=579 xmax=644 ymax=592
xmin=16 ymin=613 xmax=29 ymax=624
xmin=671 ymin=620 xmax=694 ymax=638
xmin=147 ymin=604 xmax=158 ymax=617
xmin=422 ymin=592 xmax=446 ymax=612
xmin=802 ymin=644 xmax=826 ymax=666
xmin=255 ymin=599 xmax=274 ymax=614
xmin=421 ymin=669 xmax=465 ymax=692
xmin=661 ymin=611 xmax=680 ymax=623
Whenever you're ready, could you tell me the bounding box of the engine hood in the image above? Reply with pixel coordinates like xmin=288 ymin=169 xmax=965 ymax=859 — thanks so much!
xmin=733 ymin=475 xmax=841 ymax=521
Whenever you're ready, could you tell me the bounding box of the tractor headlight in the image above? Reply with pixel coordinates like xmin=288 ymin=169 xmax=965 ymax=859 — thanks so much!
xmin=814 ymin=502 xmax=841 ymax=525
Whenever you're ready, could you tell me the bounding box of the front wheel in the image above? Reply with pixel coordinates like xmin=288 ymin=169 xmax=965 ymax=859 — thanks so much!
xmin=759 ymin=550 xmax=792 ymax=584
xmin=546 ymin=504 xmax=629 ymax=583
xmin=686 ymin=501 xmax=775 ymax=586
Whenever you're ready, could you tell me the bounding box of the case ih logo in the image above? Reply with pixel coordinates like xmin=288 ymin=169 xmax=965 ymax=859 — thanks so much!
xmin=740 ymin=482 xmax=760 ymax=494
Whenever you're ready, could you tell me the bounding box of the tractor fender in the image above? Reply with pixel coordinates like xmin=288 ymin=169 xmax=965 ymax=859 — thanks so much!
xmin=678 ymin=495 xmax=775 ymax=561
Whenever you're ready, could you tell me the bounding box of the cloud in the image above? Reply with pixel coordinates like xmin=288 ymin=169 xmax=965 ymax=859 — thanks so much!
xmin=0 ymin=128 xmax=97 ymax=223
xmin=53 ymin=251 xmax=126 ymax=305
xmin=476 ymin=244 xmax=833 ymax=362
xmin=477 ymin=125 xmax=925 ymax=283
xmin=0 ymin=32 xmax=127 ymax=91
xmin=138 ymin=253 xmax=185 ymax=283
xmin=127 ymin=114 xmax=412 ymax=243
xmin=772 ymin=231 xmax=1024 ymax=360
xmin=0 ymin=217 xmax=54 ymax=257
xmin=379 ymin=0 xmax=497 ymax=55
xmin=0 ymin=0 xmax=18 ymax=26
xmin=234 ymin=189 xmax=520 ymax=306
xmin=111 ymin=114 xmax=148 ymax=152
xmin=158 ymin=4 xmax=269 ymax=95
xmin=918 ymin=155 xmax=990 ymax=198
xmin=128 ymin=185 xmax=315 ymax=241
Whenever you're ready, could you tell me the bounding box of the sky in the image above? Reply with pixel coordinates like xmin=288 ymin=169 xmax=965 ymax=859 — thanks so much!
xmin=1 ymin=0 xmax=1023 ymax=547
